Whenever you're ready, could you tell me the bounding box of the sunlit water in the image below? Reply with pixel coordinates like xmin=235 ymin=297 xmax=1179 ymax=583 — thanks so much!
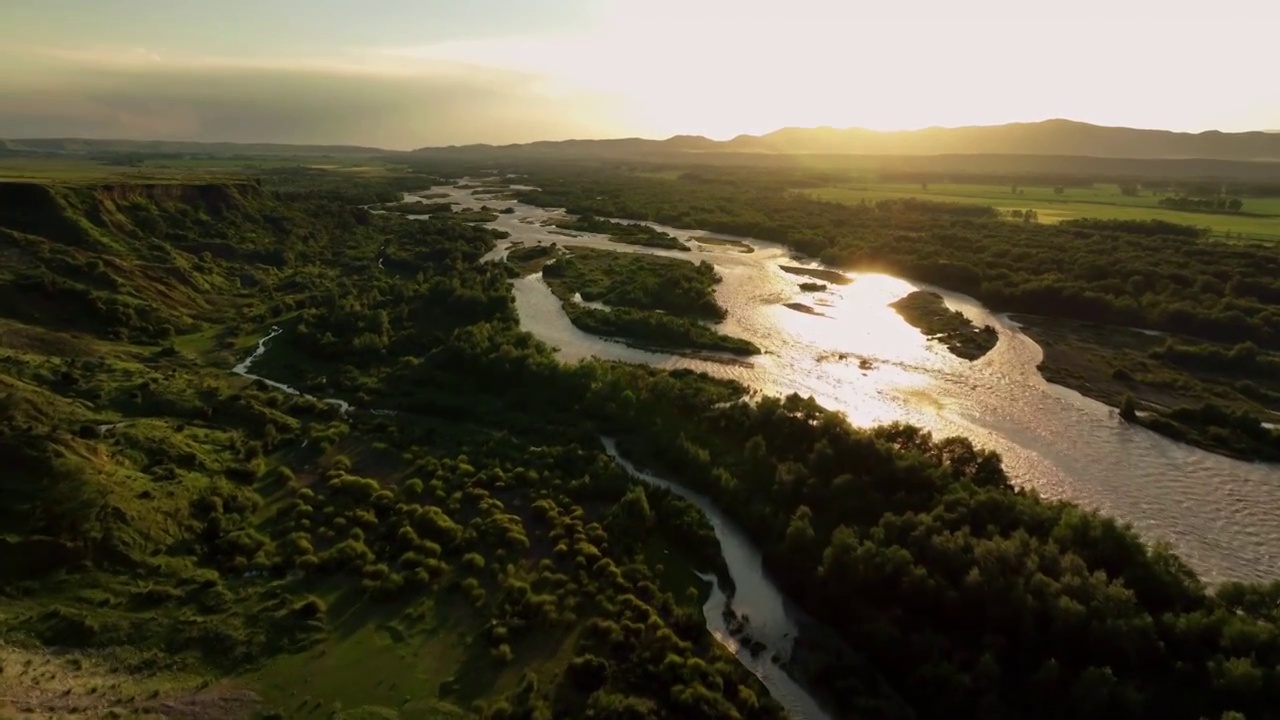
xmin=395 ymin=182 xmax=1280 ymax=719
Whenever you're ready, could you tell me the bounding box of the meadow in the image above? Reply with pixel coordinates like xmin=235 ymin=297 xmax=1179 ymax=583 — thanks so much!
xmin=802 ymin=182 xmax=1280 ymax=241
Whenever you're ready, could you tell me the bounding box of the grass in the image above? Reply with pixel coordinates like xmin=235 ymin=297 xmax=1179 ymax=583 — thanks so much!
xmin=249 ymin=595 xmax=479 ymax=718
xmin=802 ymin=183 xmax=1280 ymax=241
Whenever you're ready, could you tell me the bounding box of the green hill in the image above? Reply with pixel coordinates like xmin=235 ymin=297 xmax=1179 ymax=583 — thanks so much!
xmin=0 ymin=176 xmax=787 ymax=719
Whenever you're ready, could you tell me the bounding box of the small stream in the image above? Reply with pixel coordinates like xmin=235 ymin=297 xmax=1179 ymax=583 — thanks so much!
xmin=602 ymin=439 xmax=832 ymax=720
xmin=232 ymin=326 xmax=351 ymax=414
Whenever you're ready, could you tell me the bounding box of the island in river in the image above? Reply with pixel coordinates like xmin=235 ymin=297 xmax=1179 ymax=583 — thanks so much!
xmin=555 ymin=214 xmax=690 ymax=251
xmin=779 ymin=265 xmax=853 ymax=285
xmin=536 ymin=246 xmax=761 ymax=356
xmin=891 ymin=290 xmax=998 ymax=361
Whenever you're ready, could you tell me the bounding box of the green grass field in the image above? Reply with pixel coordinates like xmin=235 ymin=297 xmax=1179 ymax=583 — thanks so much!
xmin=801 ymin=182 xmax=1280 ymax=241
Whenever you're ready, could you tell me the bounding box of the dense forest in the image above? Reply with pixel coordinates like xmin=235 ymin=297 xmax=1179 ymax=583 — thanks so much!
xmin=616 ymin=396 xmax=1280 ymax=720
xmin=2 ymin=164 xmax=1278 ymax=719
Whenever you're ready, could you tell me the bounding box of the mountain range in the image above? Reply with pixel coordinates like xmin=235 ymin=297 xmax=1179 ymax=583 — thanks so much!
xmin=413 ymin=120 xmax=1280 ymax=162
xmin=6 ymin=120 xmax=1280 ymax=163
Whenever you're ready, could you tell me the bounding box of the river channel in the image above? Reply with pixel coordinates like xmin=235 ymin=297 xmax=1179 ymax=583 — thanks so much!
xmin=385 ymin=181 xmax=1280 ymax=719
xmin=412 ymin=182 xmax=1280 ymax=587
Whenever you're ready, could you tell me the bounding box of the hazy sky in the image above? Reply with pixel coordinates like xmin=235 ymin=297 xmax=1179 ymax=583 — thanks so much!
xmin=2 ymin=0 xmax=1276 ymax=148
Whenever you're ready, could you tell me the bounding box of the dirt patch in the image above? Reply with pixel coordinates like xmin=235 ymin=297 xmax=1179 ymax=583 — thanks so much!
xmin=0 ymin=688 xmax=259 ymax=720
xmin=0 ymin=646 xmax=259 ymax=720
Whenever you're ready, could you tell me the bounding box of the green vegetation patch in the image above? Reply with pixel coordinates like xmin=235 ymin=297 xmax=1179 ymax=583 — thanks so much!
xmin=563 ymin=304 xmax=760 ymax=356
xmin=542 ymin=247 xmax=725 ymax=321
xmin=555 ymin=215 xmax=689 ymax=251
xmin=505 ymin=244 xmax=562 ymax=275
xmin=380 ymin=201 xmax=453 ymax=215
xmin=779 ymin=265 xmax=853 ymax=285
xmin=452 ymin=208 xmax=500 ymax=223
xmin=541 ymin=248 xmax=759 ymax=355
xmin=1017 ymin=315 xmax=1280 ymax=461
xmin=692 ymin=236 xmax=754 ymax=253
xmin=891 ymin=291 xmax=998 ymax=360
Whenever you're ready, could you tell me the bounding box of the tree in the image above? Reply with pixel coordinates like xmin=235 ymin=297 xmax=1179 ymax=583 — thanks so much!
xmin=1119 ymin=393 xmax=1138 ymax=421
xmin=1227 ymin=197 xmax=1244 ymax=212
xmin=783 ymin=505 xmax=816 ymax=559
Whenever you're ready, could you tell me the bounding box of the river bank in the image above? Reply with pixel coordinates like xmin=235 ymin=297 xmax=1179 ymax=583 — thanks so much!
xmin=1014 ymin=314 xmax=1280 ymax=462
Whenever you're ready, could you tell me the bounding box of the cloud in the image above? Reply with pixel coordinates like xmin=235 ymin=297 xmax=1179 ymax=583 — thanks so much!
xmin=0 ymin=45 xmax=634 ymax=148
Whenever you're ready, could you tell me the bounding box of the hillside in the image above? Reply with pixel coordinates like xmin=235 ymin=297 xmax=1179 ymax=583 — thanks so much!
xmin=0 ymin=176 xmax=787 ymax=719
xmin=0 ymin=138 xmax=392 ymax=157
xmin=414 ymin=119 xmax=1280 ymax=164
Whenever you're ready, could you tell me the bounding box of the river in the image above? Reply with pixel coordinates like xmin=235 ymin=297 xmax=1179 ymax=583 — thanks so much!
xmin=414 ymin=181 xmax=1280 ymax=588
xmin=391 ymin=182 xmax=1280 ymax=719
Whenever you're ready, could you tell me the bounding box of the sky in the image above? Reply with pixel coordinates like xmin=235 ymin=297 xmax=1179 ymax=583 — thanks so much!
xmin=2 ymin=0 xmax=1277 ymax=148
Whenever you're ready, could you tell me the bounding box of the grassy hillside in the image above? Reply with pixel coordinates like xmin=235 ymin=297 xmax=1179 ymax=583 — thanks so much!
xmin=0 ymin=178 xmax=780 ymax=719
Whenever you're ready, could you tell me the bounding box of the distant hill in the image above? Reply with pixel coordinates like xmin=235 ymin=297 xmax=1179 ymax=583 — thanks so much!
xmin=0 ymin=138 xmax=391 ymax=157
xmin=414 ymin=120 xmax=1280 ymax=162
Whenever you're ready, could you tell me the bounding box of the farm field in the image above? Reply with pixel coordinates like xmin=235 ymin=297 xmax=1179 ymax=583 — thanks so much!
xmin=802 ymin=182 xmax=1280 ymax=240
